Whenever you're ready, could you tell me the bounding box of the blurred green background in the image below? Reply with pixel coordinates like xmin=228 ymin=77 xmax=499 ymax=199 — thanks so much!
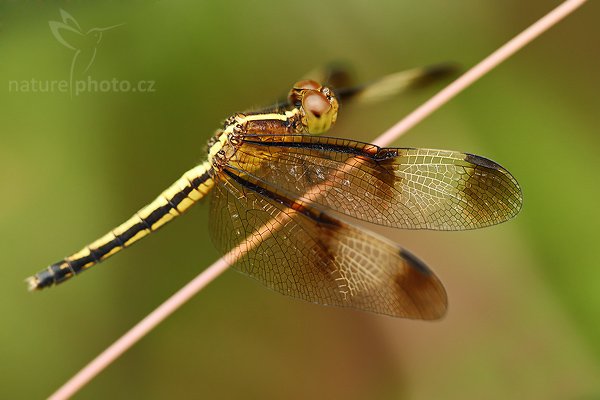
xmin=1 ymin=1 xmax=599 ymax=399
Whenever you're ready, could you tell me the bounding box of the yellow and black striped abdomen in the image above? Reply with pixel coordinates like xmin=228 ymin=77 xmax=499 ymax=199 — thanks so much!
xmin=27 ymin=162 xmax=214 ymax=290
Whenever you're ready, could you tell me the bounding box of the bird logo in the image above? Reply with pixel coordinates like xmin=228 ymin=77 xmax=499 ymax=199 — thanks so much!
xmin=49 ymin=9 xmax=123 ymax=95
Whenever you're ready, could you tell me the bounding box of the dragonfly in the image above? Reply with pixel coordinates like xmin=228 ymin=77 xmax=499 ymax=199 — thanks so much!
xmin=26 ymin=64 xmax=523 ymax=320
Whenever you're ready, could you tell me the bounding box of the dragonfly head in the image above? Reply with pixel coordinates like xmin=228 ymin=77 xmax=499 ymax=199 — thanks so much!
xmin=289 ymin=80 xmax=339 ymax=134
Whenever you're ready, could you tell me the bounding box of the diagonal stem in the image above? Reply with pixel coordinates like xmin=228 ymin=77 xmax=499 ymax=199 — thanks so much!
xmin=48 ymin=1 xmax=587 ymax=398
xmin=373 ymin=0 xmax=586 ymax=146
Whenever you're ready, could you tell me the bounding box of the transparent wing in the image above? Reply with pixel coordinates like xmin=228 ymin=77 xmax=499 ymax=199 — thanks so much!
xmin=209 ymin=168 xmax=447 ymax=319
xmin=230 ymin=134 xmax=523 ymax=230
xmin=254 ymin=63 xmax=457 ymax=113
xmin=334 ymin=63 xmax=458 ymax=104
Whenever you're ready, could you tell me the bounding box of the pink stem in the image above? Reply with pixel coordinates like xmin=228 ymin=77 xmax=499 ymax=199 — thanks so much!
xmin=372 ymin=0 xmax=586 ymax=147
xmin=49 ymin=1 xmax=587 ymax=398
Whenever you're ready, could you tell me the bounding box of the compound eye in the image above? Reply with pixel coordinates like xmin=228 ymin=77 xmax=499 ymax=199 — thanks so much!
xmin=293 ymin=80 xmax=321 ymax=90
xmin=303 ymin=91 xmax=331 ymax=118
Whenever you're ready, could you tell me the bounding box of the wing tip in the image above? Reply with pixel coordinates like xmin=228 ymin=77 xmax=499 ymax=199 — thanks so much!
xmin=398 ymin=249 xmax=449 ymax=320
xmin=465 ymin=153 xmax=502 ymax=170
xmin=399 ymin=248 xmax=432 ymax=275
xmin=465 ymin=152 xmax=524 ymax=221
xmin=409 ymin=62 xmax=461 ymax=89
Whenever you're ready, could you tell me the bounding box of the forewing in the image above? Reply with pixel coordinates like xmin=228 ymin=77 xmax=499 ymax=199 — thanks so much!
xmin=231 ymin=134 xmax=522 ymax=230
xmin=209 ymin=168 xmax=447 ymax=319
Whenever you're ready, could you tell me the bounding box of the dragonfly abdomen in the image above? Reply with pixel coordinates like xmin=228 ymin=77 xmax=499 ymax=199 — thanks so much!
xmin=27 ymin=162 xmax=214 ymax=290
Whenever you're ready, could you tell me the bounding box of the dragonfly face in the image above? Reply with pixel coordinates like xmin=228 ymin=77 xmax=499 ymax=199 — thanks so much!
xmin=27 ymin=65 xmax=522 ymax=320
xmin=288 ymin=80 xmax=339 ymax=133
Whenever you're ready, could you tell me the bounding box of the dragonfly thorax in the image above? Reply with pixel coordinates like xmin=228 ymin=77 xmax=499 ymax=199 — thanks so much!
xmin=207 ymin=81 xmax=340 ymax=169
xmin=207 ymin=132 xmax=238 ymax=170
